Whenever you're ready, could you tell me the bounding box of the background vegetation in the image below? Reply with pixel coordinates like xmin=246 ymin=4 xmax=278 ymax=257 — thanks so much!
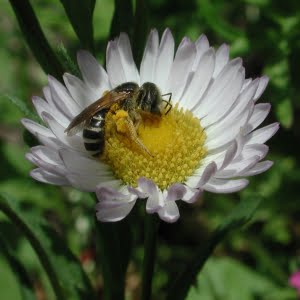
xmin=0 ymin=0 xmax=300 ymax=299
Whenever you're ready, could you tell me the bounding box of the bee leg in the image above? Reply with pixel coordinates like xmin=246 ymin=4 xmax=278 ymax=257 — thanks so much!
xmin=162 ymin=92 xmax=172 ymax=115
xmin=125 ymin=117 xmax=153 ymax=157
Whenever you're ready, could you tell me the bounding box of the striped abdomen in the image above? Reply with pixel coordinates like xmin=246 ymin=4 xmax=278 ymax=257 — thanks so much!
xmin=83 ymin=110 xmax=108 ymax=157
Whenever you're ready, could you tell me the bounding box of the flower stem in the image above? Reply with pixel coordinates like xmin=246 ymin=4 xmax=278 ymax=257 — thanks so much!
xmin=141 ymin=214 xmax=160 ymax=300
xmin=96 ymin=222 xmax=124 ymax=300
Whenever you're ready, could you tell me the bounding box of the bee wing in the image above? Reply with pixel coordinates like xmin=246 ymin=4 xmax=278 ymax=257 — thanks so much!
xmin=64 ymin=91 xmax=130 ymax=136
xmin=65 ymin=120 xmax=88 ymax=136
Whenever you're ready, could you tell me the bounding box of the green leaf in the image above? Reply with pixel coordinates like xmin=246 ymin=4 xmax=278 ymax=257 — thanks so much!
xmin=276 ymin=98 xmax=293 ymax=129
xmin=166 ymin=193 xmax=263 ymax=300
xmin=59 ymin=0 xmax=95 ymax=52
xmin=9 ymin=0 xmax=65 ymax=79
xmin=133 ymin=0 xmax=149 ymax=66
xmin=109 ymin=0 xmax=134 ymax=40
xmin=244 ymin=0 xmax=270 ymax=7
xmin=1 ymin=95 xmax=40 ymax=147
xmin=2 ymin=95 xmax=38 ymax=121
xmin=248 ymin=237 xmax=287 ymax=285
xmin=186 ymin=257 xmax=294 ymax=300
xmin=56 ymin=44 xmax=81 ymax=78
xmin=0 ymin=256 xmax=23 ymax=300
xmin=0 ymin=234 xmax=37 ymax=300
xmin=0 ymin=193 xmax=96 ymax=300
xmin=197 ymin=0 xmax=244 ymax=42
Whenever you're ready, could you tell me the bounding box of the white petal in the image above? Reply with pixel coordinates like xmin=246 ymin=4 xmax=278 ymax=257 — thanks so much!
xmin=96 ymin=187 xmax=137 ymax=222
xmin=21 ymin=118 xmax=54 ymax=138
xmin=43 ymin=86 xmax=55 ymax=106
xmin=246 ymin=123 xmax=279 ymax=145
xmin=254 ymin=76 xmax=269 ymax=101
xmin=220 ymin=140 xmax=238 ymax=169
xmin=245 ymin=103 xmax=271 ymax=133
xmin=30 ymin=168 xmax=69 ymax=186
xmin=35 ymin=133 xmax=63 ymax=150
xmin=31 ymin=145 xmax=60 ymax=163
xmin=106 ymin=40 xmax=127 ymax=87
xmin=106 ymin=33 xmax=139 ymax=87
xmin=204 ymin=102 xmax=251 ymax=151
xmin=167 ymin=37 xmax=196 ymax=101
xmin=67 ymin=173 xmax=118 ymax=192
xmin=27 ymin=152 xmax=66 ymax=176
xmin=193 ymin=34 xmax=210 ymax=69
xmin=194 ymin=58 xmax=242 ymax=119
xmin=77 ymin=50 xmax=109 ymax=90
xmin=128 ymin=186 xmax=147 ymax=199
xmin=30 ymin=146 xmax=64 ymax=171
xmin=186 ymin=161 xmax=217 ymax=189
xmin=32 ymin=96 xmax=69 ymax=126
xmin=235 ymin=144 xmax=269 ymax=161
xmin=183 ymin=48 xmax=215 ymax=111
xmin=136 ymin=178 xmax=164 ymax=213
xmin=59 ymin=148 xmax=111 ymax=175
xmin=242 ymin=160 xmax=273 ymax=176
xmin=241 ymin=78 xmax=252 ymax=92
xmin=165 ymin=183 xmax=186 ymax=201
xmin=42 ymin=112 xmax=85 ymax=152
xmin=205 ymin=79 xmax=259 ymax=129
xmin=117 ymin=33 xmax=140 ymax=83
xmin=59 ymin=149 xmax=118 ymax=191
xmin=204 ymin=178 xmax=249 ymax=193
xmin=213 ymin=44 xmax=230 ymax=78
xmin=205 ymin=99 xmax=253 ymax=148
xmin=153 ymin=28 xmax=174 ymax=92
xmin=216 ymin=155 xmax=261 ymax=178
xmin=182 ymin=187 xmax=203 ymax=203
xmin=48 ymin=75 xmax=81 ymax=118
xmin=200 ymin=70 xmax=244 ymax=127
xmin=195 ymin=142 xmax=238 ymax=177
xmin=63 ymin=73 xmax=98 ymax=108
xmin=140 ymin=29 xmax=159 ymax=83
xmin=158 ymin=201 xmax=180 ymax=223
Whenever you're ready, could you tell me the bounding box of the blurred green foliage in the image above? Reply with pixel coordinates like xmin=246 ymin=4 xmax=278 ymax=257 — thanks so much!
xmin=1 ymin=0 xmax=300 ymax=299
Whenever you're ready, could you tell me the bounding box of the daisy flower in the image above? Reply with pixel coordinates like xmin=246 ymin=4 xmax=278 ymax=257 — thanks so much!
xmin=22 ymin=29 xmax=279 ymax=223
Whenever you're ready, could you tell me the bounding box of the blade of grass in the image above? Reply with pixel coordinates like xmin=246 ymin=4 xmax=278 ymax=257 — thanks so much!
xmin=9 ymin=0 xmax=65 ymax=79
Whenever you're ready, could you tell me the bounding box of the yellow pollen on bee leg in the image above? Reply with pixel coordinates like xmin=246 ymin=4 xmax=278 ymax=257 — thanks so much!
xmin=112 ymin=110 xmax=129 ymax=134
xmin=102 ymin=103 xmax=207 ymax=190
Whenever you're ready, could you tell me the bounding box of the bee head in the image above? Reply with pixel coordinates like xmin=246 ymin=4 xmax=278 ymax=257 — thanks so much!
xmin=137 ymin=82 xmax=162 ymax=115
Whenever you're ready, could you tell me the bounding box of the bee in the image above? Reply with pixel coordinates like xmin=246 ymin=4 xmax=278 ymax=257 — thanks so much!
xmin=64 ymin=82 xmax=172 ymax=157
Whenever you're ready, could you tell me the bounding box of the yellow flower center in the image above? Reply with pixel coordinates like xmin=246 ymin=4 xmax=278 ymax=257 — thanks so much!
xmin=101 ymin=103 xmax=207 ymax=190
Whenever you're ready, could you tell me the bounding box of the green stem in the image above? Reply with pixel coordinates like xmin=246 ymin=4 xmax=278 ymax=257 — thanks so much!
xmin=133 ymin=0 xmax=149 ymax=66
xmin=141 ymin=214 xmax=159 ymax=300
xmin=94 ymin=193 xmax=133 ymax=300
xmin=109 ymin=0 xmax=134 ymax=40
xmin=9 ymin=0 xmax=65 ymax=79
xmin=96 ymin=222 xmax=126 ymax=300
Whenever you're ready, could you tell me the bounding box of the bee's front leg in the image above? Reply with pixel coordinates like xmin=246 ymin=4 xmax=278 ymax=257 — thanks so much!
xmin=124 ymin=116 xmax=152 ymax=157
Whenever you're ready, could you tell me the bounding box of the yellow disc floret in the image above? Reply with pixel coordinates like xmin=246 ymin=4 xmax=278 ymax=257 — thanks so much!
xmin=102 ymin=103 xmax=207 ymax=190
